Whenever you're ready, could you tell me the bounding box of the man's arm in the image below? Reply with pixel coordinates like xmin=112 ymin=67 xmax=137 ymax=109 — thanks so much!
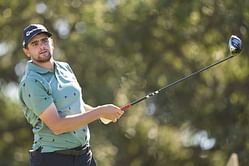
xmin=39 ymin=103 xmax=123 ymax=135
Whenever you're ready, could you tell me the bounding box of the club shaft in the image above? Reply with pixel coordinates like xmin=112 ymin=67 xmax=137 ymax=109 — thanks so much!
xmin=158 ymin=54 xmax=235 ymax=92
xmin=120 ymin=55 xmax=235 ymax=111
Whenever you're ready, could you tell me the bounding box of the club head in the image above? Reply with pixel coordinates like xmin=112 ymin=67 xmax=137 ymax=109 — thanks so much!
xmin=229 ymin=35 xmax=242 ymax=55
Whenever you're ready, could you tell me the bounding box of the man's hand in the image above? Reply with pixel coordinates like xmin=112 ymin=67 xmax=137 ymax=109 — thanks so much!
xmin=97 ymin=104 xmax=124 ymax=123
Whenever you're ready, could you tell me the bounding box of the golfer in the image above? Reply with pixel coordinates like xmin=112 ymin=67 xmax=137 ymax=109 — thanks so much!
xmin=19 ymin=24 xmax=124 ymax=166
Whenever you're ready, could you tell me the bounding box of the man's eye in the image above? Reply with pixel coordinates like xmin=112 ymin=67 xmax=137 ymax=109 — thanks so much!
xmin=42 ymin=38 xmax=49 ymax=44
xmin=32 ymin=43 xmax=38 ymax=47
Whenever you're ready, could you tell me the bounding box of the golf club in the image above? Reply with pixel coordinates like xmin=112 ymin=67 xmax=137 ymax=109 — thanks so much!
xmin=101 ymin=35 xmax=242 ymax=124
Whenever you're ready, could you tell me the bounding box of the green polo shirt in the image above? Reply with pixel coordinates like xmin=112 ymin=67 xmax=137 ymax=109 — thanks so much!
xmin=19 ymin=60 xmax=90 ymax=153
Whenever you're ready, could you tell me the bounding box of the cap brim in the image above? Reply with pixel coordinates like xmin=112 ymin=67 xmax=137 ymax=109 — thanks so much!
xmin=23 ymin=31 xmax=52 ymax=48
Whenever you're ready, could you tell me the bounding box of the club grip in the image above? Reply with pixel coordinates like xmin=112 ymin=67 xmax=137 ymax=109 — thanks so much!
xmin=120 ymin=103 xmax=132 ymax=111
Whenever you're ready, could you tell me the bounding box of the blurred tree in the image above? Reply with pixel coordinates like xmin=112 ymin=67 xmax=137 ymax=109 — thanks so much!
xmin=0 ymin=0 xmax=248 ymax=165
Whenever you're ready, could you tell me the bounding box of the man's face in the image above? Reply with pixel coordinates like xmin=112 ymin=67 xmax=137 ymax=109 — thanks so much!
xmin=23 ymin=33 xmax=54 ymax=63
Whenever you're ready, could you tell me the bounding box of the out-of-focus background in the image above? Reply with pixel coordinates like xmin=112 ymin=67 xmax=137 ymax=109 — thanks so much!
xmin=0 ymin=0 xmax=248 ymax=165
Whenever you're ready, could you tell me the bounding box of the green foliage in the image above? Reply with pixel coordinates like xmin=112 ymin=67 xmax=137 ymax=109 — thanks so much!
xmin=0 ymin=0 xmax=249 ymax=165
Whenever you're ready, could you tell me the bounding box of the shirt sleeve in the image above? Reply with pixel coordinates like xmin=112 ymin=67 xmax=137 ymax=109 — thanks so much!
xmin=20 ymin=78 xmax=53 ymax=116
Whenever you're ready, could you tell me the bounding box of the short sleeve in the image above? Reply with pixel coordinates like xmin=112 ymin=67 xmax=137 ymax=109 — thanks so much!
xmin=19 ymin=79 xmax=53 ymax=116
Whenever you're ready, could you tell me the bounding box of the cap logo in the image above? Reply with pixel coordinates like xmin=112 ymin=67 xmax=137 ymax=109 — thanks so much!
xmin=26 ymin=28 xmax=40 ymax=37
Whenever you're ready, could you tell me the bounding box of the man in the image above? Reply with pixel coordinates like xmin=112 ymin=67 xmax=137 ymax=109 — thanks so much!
xmin=19 ymin=24 xmax=124 ymax=166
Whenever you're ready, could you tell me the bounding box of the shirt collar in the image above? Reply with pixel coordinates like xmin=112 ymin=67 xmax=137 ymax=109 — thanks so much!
xmin=27 ymin=60 xmax=56 ymax=74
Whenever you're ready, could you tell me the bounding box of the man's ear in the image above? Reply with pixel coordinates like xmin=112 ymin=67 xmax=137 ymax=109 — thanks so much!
xmin=23 ymin=47 xmax=31 ymax=58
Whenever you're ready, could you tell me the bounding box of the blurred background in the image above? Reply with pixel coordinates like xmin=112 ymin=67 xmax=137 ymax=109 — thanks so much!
xmin=0 ymin=0 xmax=248 ymax=165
